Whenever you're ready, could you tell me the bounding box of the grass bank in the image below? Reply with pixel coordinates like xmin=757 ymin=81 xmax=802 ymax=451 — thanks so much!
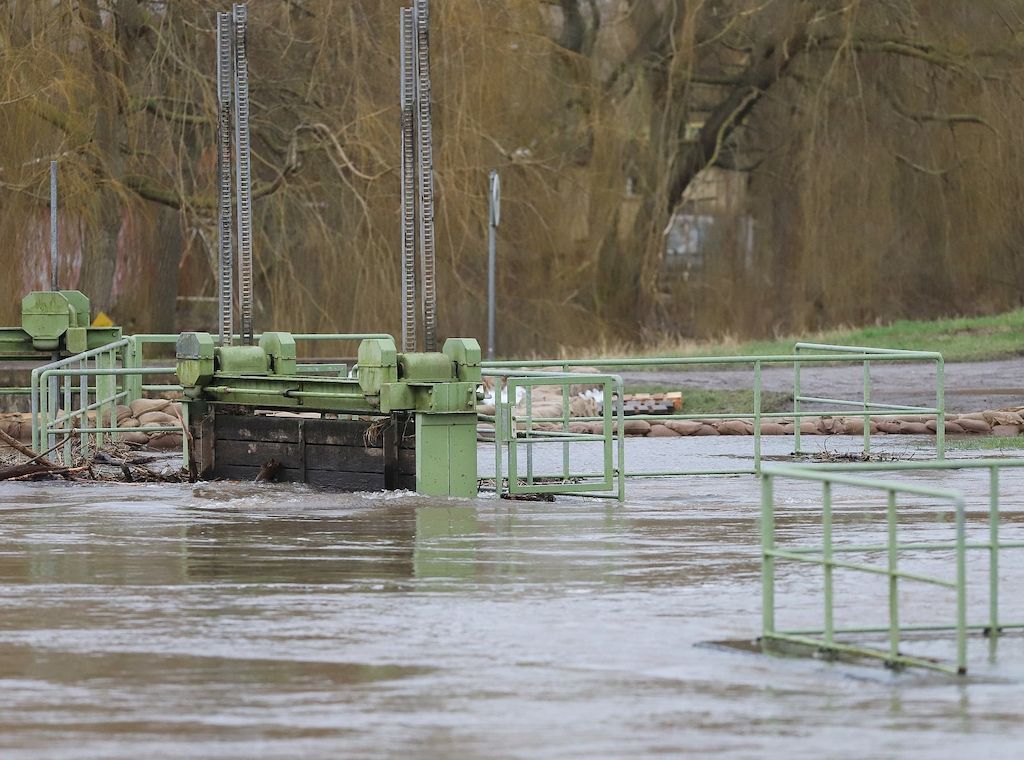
xmin=558 ymin=309 xmax=1024 ymax=364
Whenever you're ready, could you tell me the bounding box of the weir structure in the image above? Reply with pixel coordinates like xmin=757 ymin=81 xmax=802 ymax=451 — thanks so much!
xmin=177 ymin=1 xmax=481 ymax=497
xmin=2 ymin=2 xmax=1021 ymax=679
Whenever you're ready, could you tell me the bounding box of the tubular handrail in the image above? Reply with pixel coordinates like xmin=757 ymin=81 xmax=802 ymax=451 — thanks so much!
xmin=480 ymin=344 xmax=945 ymax=484
xmin=760 ymin=459 xmax=1024 ymax=675
xmin=482 ymin=368 xmax=625 ymax=501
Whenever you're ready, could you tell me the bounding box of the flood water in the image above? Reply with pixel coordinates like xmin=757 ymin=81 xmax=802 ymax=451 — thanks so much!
xmin=2 ymin=437 xmax=1023 ymax=759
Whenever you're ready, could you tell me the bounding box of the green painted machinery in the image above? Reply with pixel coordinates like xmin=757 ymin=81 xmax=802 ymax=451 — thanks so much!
xmin=0 ymin=291 xmax=121 ymax=358
xmin=176 ymin=333 xmax=481 ymax=497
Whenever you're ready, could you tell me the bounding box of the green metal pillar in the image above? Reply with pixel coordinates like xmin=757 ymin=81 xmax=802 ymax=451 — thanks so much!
xmin=415 ymin=412 xmax=478 ymax=498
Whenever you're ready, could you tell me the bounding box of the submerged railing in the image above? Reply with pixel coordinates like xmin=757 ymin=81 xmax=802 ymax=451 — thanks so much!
xmin=481 ymin=344 xmax=945 ymax=484
xmin=760 ymin=459 xmax=1024 ymax=675
xmin=26 ymin=332 xmax=395 ymax=465
xmin=481 ymin=368 xmax=625 ymax=501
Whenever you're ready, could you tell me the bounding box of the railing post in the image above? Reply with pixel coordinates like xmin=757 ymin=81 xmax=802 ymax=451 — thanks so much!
xmin=955 ymin=495 xmax=968 ymax=674
xmin=561 ymin=363 xmax=570 ymax=481
xmin=936 ymin=357 xmax=945 ymax=460
xmin=793 ymin=353 xmax=802 ymax=455
xmin=62 ymin=371 xmax=72 ymax=464
xmin=493 ymin=377 xmax=503 ymax=497
xmin=753 ymin=361 xmax=762 ymax=475
xmin=78 ymin=357 xmax=89 ymax=457
xmin=989 ymin=466 xmax=1000 ymax=638
xmin=525 ymin=386 xmax=534 ymax=486
xmin=508 ymin=380 xmax=518 ymax=492
xmin=31 ymin=367 xmax=42 ymax=452
xmin=822 ymin=481 xmax=834 ymax=647
xmin=886 ymin=488 xmax=899 ymax=664
xmin=123 ymin=337 xmax=143 ymax=404
xmin=761 ymin=473 xmax=776 ymax=636
xmin=96 ymin=348 xmax=117 ymax=444
xmin=616 ymin=376 xmax=626 ymax=502
xmin=862 ymin=359 xmax=872 ymax=457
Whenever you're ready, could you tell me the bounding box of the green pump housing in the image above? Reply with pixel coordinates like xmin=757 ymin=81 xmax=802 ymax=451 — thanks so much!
xmin=176 ymin=333 xmax=481 ymax=497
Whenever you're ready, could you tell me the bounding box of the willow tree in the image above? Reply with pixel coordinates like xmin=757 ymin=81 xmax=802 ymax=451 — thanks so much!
xmin=2 ymin=1 xmax=1023 ymax=349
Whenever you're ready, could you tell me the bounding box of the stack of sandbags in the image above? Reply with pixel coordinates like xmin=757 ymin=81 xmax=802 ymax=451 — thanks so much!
xmin=99 ymin=399 xmax=184 ymax=449
xmin=0 ymin=412 xmax=32 ymax=442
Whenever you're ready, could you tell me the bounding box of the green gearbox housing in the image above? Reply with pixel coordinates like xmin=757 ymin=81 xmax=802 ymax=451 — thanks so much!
xmin=176 ymin=333 xmax=481 ymax=497
xmin=0 ymin=290 xmax=122 ymax=358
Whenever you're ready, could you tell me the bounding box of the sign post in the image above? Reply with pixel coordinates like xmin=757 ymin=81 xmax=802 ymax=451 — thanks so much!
xmin=487 ymin=170 xmax=500 ymax=360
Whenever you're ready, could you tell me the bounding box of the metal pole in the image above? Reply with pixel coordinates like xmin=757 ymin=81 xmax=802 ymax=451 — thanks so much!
xmin=50 ymin=160 xmax=58 ymax=291
xmin=413 ymin=0 xmax=438 ymax=352
xmin=216 ymin=12 xmax=234 ymax=346
xmin=487 ymin=170 xmax=499 ymax=361
xmin=400 ymin=8 xmax=418 ymax=352
xmin=233 ymin=3 xmax=254 ymax=346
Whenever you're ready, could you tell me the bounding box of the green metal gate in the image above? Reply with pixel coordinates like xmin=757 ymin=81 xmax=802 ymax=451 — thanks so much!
xmin=483 ymin=369 xmax=625 ymax=501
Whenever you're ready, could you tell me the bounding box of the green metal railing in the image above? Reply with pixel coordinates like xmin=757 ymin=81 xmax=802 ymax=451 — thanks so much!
xmin=481 ymin=368 xmax=625 ymax=501
xmin=482 ymin=344 xmax=945 ymax=482
xmin=31 ymin=339 xmax=182 ymax=463
xmin=760 ymin=459 xmax=1024 ymax=675
xmin=28 ymin=332 xmax=394 ymax=465
xmin=792 ymin=343 xmax=945 ymax=458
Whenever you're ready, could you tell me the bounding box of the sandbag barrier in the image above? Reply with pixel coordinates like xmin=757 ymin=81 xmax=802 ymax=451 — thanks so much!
xmin=0 ymin=399 xmax=185 ymax=451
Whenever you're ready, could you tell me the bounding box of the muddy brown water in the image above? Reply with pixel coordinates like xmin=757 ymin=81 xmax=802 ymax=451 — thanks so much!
xmin=1 ymin=437 xmax=1023 ymax=759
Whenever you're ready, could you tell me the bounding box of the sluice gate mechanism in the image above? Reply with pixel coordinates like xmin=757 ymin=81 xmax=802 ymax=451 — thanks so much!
xmin=179 ymin=1 xmax=482 ymax=497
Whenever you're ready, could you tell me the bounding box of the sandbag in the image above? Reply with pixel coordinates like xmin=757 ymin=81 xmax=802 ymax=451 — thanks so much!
xmin=926 ymin=420 xmax=965 ymax=435
xmin=716 ymin=420 xmax=748 ymax=435
xmin=694 ymin=424 xmax=720 ymax=436
xmin=614 ymin=419 xmax=651 ymax=436
xmin=900 ymin=422 xmax=929 ymax=435
xmin=137 ymin=411 xmax=179 ymax=427
xmin=129 ymin=398 xmax=174 ymax=417
xmin=759 ymin=422 xmax=786 ymax=435
xmin=147 ymin=433 xmax=184 ymax=450
xmin=665 ymin=420 xmax=703 ymax=436
xmin=647 ymin=424 xmax=680 ymax=437
xmin=570 ymin=396 xmax=599 ymax=418
xmin=992 ymin=424 xmax=1021 ymax=437
xmin=956 ymin=418 xmax=990 ymax=434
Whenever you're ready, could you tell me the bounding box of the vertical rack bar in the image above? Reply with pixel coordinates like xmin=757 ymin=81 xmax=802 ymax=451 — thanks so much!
xmin=413 ymin=0 xmax=438 ymax=351
xmin=50 ymin=160 xmax=58 ymax=290
xmin=232 ymin=3 xmax=255 ymax=346
xmin=216 ymin=12 xmax=235 ymax=347
xmin=400 ymin=8 xmax=418 ymax=352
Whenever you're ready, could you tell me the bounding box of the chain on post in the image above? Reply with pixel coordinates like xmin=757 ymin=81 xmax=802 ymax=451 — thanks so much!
xmin=413 ymin=0 xmax=438 ymax=352
xmin=400 ymin=8 xmax=419 ymax=353
xmin=216 ymin=12 xmax=234 ymax=347
xmin=232 ymin=3 xmax=255 ymax=346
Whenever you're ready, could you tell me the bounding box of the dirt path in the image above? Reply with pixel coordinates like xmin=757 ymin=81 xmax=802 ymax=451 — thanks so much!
xmin=620 ymin=357 xmax=1024 ymax=413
